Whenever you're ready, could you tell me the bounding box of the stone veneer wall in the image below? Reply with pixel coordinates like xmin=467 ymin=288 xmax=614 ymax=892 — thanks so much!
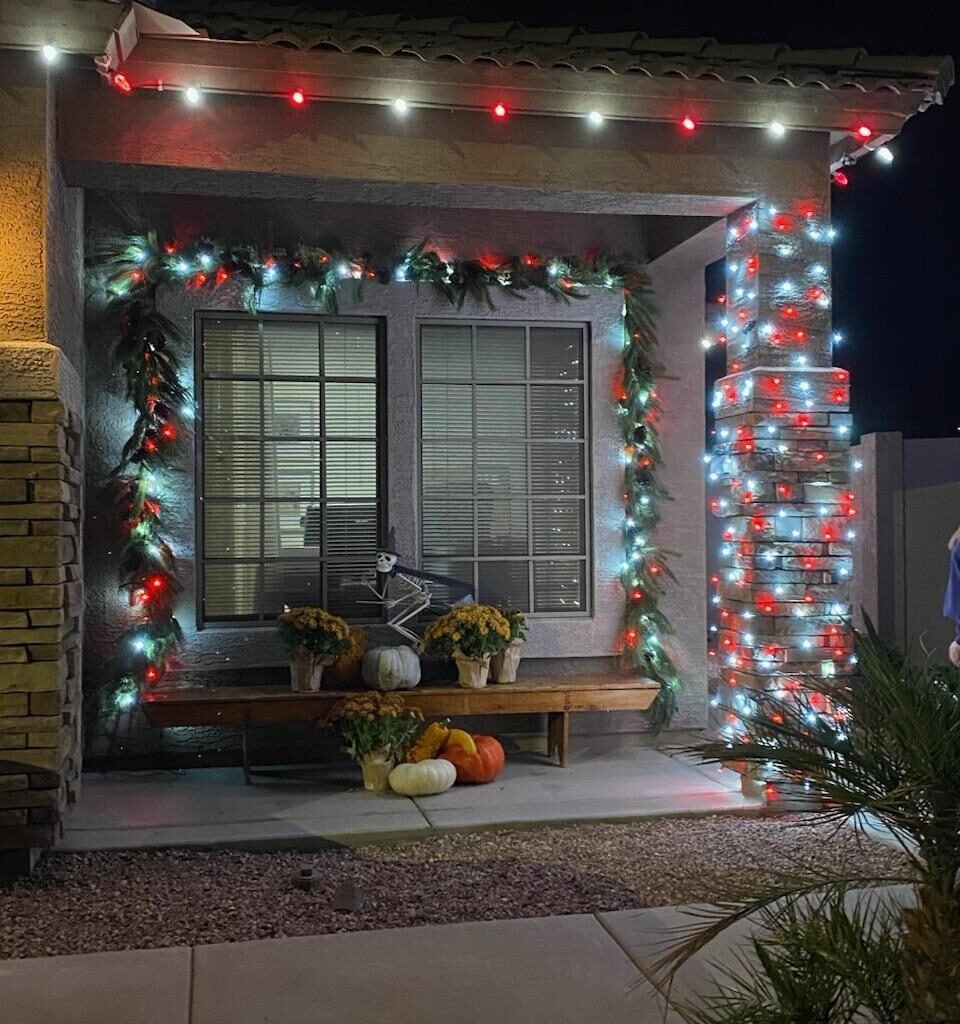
xmin=0 ymin=385 xmax=83 ymax=874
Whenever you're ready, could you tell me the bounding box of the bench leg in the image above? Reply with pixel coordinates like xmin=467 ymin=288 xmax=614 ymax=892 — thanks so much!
xmin=241 ymin=724 xmax=252 ymax=785
xmin=547 ymin=712 xmax=570 ymax=768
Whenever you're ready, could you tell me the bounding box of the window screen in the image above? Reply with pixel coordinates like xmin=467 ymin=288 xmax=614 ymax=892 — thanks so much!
xmin=420 ymin=322 xmax=589 ymax=614
xmin=198 ymin=316 xmax=382 ymax=624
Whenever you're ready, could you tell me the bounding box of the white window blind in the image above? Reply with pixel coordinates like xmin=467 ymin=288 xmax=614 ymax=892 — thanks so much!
xmin=420 ymin=322 xmax=589 ymax=614
xmin=199 ymin=316 xmax=382 ymax=624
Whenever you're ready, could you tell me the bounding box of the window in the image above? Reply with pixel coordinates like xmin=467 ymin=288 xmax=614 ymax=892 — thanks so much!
xmin=419 ymin=322 xmax=589 ymax=614
xmin=198 ymin=315 xmax=382 ymax=624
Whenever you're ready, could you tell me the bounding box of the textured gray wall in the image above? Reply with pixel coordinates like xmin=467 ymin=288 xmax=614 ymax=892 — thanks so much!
xmin=83 ymin=194 xmax=714 ymax=757
xmin=852 ymin=432 xmax=960 ymax=659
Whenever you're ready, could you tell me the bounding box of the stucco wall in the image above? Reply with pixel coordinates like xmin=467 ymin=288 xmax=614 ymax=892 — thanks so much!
xmin=83 ymin=194 xmax=713 ymax=757
xmin=852 ymin=432 xmax=960 ymax=658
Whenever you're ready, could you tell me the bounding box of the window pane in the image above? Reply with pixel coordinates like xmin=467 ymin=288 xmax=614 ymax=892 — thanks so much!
xmin=421 ymin=560 xmax=476 ymax=607
xmin=530 ymin=443 xmax=584 ymax=494
xmin=263 ymin=562 xmax=321 ymax=615
xmin=263 ymin=321 xmax=319 ymax=377
xmin=264 ymin=383 xmax=319 ymax=436
xmin=200 ymin=316 xmax=382 ymax=626
xmin=476 ymin=326 xmax=524 ymax=379
xmin=532 ymin=500 xmax=585 ymax=556
xmin=264 ymin=502 xmax=321 ymax=556
xmin=478 ymin=561 xmax=530 ymax=610
xmin=204 ymin=564 xmax=260 ymax=620
xmin=326 ymin=441 xmax=377 ymax=498
xmin=530 ymin=327 xmax=583 ymax=379
xmin=530 ymin=385 xmax=582 ymax=439
xmin=326 ymin=503 xmax=379 ymax=558
xmin=419 ymin=320 xmax=589 ymax=617
xmin=264 ymin=441 xmax=321 ymax=499
xmin=326 ymin=563 xmax=373 ymax=618
xmin=204 ymin=441 xmax=261 ymax=498
xmin=476 ymin=443 xmax=526 ymax=494
xmin=422 ymin=442 xmax=474 ymax=493
xmin=203 ymin=319 xmax=260 ymax=375
xmin=422 ymin=384 xmax=472 ymax=436
xmin=325 ymin=382 xmax=377 ymax=437
xmin=204 ymin=503 xmax=261 ymax=558
xmin=421 ymin=324 xmax=472 ymax=379
xmin=423 ymin=500 xmax=473 ymax=556
xmin=478 ymin=500 xmax=527 ymax=556
xmin=324 ymin=323 xmax=377 ymax=378
xmin=534 ymin=561 xmax=585 ymax=612
xmin=204 ymin=380 xmax=261 ymax=435
xmin=476 ymin=385 xmax=526 ymax=436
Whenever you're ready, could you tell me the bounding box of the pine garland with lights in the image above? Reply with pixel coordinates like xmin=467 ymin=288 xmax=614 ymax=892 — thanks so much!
xmin=95 ymin=234 xmax=679 ymax=726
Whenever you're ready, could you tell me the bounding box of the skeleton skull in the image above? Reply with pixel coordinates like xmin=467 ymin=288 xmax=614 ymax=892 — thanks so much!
xmin=376 ymin=550 xmax=398 ymax=574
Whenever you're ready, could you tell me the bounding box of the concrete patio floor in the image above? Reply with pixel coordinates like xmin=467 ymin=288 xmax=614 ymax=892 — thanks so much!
xmin=62 ymin=739 xmax=752 ymax=851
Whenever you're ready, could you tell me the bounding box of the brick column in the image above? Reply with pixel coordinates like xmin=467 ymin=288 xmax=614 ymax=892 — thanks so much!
xmin=710 ymin=199 xmax=854 ymax=736
xmin=0 ymin=347 xmax=83 ymax=875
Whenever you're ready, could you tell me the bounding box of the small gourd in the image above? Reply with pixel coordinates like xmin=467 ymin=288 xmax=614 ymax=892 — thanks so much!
xmin=362 ymin=646 xmax=421 ymax=691
xmin=388 ymin=759 xmax=457 ymax=797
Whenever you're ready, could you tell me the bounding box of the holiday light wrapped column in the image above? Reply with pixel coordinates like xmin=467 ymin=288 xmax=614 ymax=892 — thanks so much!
xmin=709 ymin=199 xmax=856 ymax=747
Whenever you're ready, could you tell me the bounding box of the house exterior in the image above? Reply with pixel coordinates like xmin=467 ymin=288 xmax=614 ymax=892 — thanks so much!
xmin=0 ymin=0 xmax=952 ymax=873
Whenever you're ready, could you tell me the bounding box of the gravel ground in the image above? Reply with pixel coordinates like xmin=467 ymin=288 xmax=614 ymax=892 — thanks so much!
xmin=0 ymin=816 xmax=907 ymax=959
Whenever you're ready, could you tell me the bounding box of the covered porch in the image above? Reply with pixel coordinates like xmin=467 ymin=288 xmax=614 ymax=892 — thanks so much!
xmin=61 ymin=738 xmax=749 ymax=852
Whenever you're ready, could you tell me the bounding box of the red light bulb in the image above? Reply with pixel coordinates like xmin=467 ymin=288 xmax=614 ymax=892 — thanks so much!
xmin=144 ymin=665 xmax=159 ymax=683
xmin=832 ymin=170 xmax=849 ymax=187
xmin=492 ymin=102 xmax=508 ymax=120
xmin=680 ymin=115 xmax=697 ymax=133
xmin=113 ymin=73 xmax=132 ymax=93
xmin=290 ymin=89 xmax=305 ymax=107
xmin=855 ymin=125 xmax=872 ymax=139
xmin=148 ymin=575 xmax=164 ymax=590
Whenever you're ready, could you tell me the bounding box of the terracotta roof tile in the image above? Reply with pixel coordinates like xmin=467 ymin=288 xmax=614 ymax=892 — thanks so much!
xmin=153 ymin=3 xmax=954 ymax=99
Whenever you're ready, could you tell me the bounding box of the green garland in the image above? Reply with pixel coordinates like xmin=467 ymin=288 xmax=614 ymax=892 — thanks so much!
xmin=96 ymin=234 xmax=679 ymax=727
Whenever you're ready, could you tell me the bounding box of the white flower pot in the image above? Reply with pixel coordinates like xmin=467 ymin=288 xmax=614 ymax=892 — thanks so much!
xmin=289 ymin=649 xmax=336 ymax=691
xmin=359 ymin=750 xmax=395 ymax=792
xmin=455 ymin=654 xmax=491 ymax=689
xmin=490 ymin=640 xmax=523 ymax=683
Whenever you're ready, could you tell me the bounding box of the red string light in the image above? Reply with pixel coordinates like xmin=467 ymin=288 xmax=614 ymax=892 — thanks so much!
xmin=290 ymin=89 xmax=306 ymax=107
xmin=680 ymin=115 xmax=697 ymax=133
xmin=492 ymin=102 xmax=508 ymax=120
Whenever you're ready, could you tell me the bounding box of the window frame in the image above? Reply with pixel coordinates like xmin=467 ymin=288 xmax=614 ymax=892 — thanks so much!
xmin=193 ymin=310 xmax=387 ymax=630
xmin=416 ymin=317 xmax=593 ymax=618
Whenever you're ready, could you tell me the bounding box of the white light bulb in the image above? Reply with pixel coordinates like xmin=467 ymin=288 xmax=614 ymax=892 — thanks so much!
xmin=875 ymin=145 xmax=894 ymax=165
xmin=184 ymin=86 xmax=202 ymax=105
xmin=769 ymin=120 xmax=786 ymax=138
xmin=587 ymin=110 xmax=604 ymax=126
xmin=393 ymin=98 xmax=409 ymax=115
xmin=41 ymin=44 xmax=59 ymax=64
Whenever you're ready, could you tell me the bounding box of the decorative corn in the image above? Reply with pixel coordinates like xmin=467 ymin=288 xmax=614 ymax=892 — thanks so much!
xmin=405 ymin=721 xmax=450 ymax=763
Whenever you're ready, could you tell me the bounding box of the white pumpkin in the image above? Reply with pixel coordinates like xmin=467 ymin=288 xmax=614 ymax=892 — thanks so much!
xmin=362 ymin=645 xmax=421 ymax=690
xmin=388 ymin=759 xmax=457 ymax=797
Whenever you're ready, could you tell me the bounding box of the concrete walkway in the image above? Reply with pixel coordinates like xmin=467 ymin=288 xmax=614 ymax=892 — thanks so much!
xmin=0 ymin=907 xmax=722 ymax=1023
xmin=63 ymin=740 xmax=750 ymax=851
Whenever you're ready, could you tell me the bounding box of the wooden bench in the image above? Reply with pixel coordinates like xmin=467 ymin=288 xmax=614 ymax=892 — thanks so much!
xmin=141 ymin=675 xmax=660 ymax=783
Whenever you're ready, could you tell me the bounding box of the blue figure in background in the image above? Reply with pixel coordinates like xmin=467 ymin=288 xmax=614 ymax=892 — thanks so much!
xmin=945 ymin=526 xmax=960 ymax=666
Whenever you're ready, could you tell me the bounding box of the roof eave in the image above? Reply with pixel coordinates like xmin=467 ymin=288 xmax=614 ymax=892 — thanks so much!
xmin=108 ymin=35 xmax=940 ymax=135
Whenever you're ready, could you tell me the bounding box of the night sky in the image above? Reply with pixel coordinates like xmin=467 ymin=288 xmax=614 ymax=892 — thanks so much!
xmin=301 ymin=0 xmax=959 ymax=441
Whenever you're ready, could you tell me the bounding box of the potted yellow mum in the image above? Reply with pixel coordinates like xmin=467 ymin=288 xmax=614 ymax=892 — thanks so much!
xmin=422 ymin=604 xmax=512 ymax=689
xmin=327 ymin=692 xmax=423 ymax=791
xmin=277 ymin=606 xmax=351 ymax=691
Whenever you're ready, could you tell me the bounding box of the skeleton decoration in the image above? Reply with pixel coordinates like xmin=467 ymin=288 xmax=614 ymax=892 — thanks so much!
xmin=364 ymin=528 xmax=474 ymax=644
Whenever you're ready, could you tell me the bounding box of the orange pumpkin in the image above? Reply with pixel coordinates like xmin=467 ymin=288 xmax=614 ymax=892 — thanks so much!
xmin=439 ymin=734 xmax=505 ymax=784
